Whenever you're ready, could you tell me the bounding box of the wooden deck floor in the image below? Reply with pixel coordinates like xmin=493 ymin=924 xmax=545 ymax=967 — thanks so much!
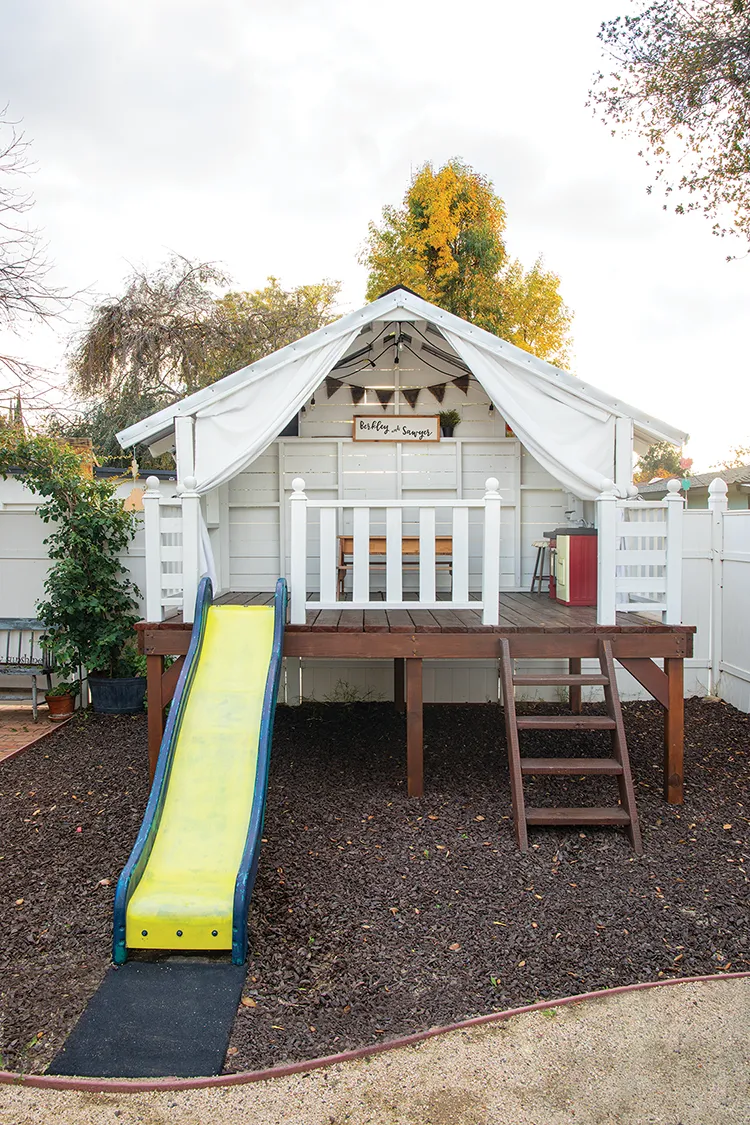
xmin=211 ymin=591 xmax=689 ymax=636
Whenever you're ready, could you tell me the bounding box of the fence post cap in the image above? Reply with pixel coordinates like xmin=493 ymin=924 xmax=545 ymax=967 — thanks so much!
xmin=597 ymin=478 xmax=617 ymax=499
xmin=484 ymin=477 xmax=500 ymax=496
xmin=291 ymin=477 xmax=306 ymax=493
xmin=708 ymin=477 xmax=728 ymax=496
xmin=182 ymin=476 xmax=198 ymax=492
xmin=666 ymin=478 xmax=682 ymax=495
xmin=145 ymin=476 xmax=161 ymax=492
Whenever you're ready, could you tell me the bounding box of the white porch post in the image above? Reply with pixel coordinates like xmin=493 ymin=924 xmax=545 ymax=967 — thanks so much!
xmin=143 ymin=476 xmax=163 ymax=623
xmin=596 ymin=480 xmax=618 ymax=626
xmin=481 ymin=477 xmax=501 ymax=626
xmin=664 ymin=478 xmax=684 ymax=624
xmin=289 ymin=478 xmax=308 ymax=625
xmin=181 ymin=476 xmax=201 ymax=624
xmin=174 ymin=415 xmax=195 ymax=483
xmin=708 ymin=478 xmax=728 ymax=694
xmin=614 ymin=416 xmax=634 ymax=495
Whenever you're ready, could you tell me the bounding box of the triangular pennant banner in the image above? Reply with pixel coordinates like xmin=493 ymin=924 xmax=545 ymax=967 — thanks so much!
xmin=376 ymin=388 xmax=395 ymax=409
xmin=427 ymin=383 xmax=447 ymax=403
xmin=349 ymin=384 xmax=366 ymax=405
xmin=453 ymin=374 xmax=470 ymax=395
xmin=325 ymin=376 xmax=344 ymax=398
xmin=401 ymin=387 xmax=420 ymax=409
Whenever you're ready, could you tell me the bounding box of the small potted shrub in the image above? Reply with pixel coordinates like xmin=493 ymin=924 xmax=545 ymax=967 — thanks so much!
xmin=45 ymin=680 xmax=79 ymax=722
xmin=439 ymin=409 xmax=461 ymax=437
xmin=88 ymin=636 xmax=147 ymax=715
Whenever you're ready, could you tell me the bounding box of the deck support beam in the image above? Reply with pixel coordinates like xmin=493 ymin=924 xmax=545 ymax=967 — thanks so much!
xmin=394 ymin=658 xmax=405 ymax=713
xmin=405 ymin=658 xmax=423 ymax=798
xmin=663 ymin=657 xmax=684 ymax=805
xmin=568 ymin=657 xmax=582 ymax=713
xmin=146 ymin=654 xmax=164 ymax=783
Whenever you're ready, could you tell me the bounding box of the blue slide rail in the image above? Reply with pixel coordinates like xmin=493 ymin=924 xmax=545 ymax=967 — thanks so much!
xmin=231 ymin=577 xmax=287 ymax=963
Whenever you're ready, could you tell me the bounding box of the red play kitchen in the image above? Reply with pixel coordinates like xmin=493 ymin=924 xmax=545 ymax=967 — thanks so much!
xmin=547 ymin=527 xmax=597 ymax=606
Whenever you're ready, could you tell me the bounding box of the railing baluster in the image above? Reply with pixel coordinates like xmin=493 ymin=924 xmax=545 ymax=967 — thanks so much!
xmin=386 ymin=507 xmax=403 ymax=603
xmin=289 ymin=478 xmax=308 ymax=625
xmin=481 ymin=478 xmax=501 ymax=625
xmin=352 ymin=507 xmax=370 ymax=603
xmin=319 ymin=507 xmax=337 ymax=603
xmin=452 ymin=506 xmax=469 ymax=603
xmin=143 ymin=476 xmax=164 ymax=623
xmin=419 ymin=508 xmax=436 ymax=602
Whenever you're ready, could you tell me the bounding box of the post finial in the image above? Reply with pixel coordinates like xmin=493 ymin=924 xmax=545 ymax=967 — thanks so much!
xmin=183 ymin=475 xmax=198 ymax=492
xmin=291 ymin=477 xmax=306 ymax=493
xmin=145 ymin=475 xmax=160 ymax=492
xmin=484 ymin=477 xmax=501 ymax=496
xmin=708 ymin=477 xmax=728 ymax=497
xmin=666 ymin=478 xmax=682 ymax=494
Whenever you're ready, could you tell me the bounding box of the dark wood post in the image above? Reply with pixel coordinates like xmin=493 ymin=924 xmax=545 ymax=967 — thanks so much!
xmin=146 ymin=654 xmax=164 ymax=783
xmin=394 ymin=658 xmax=405 ymax=713
xmin=663 ymin=657 xmax=684 ymax=804
xmin=405 ymin=658 xmax=423 ymax=797
xmin=568 ymin=656 xmax=582 ymax=714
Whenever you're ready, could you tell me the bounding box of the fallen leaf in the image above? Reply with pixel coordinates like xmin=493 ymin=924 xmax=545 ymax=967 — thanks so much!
xmin=76 ymin=827 xmax=82 ymax=833
xmin=15 ymin=898 xmax=24 ymax=906
xmin=97 ymin=878 xmax=112 ymax=887
xmin=226 ymin=1046 xmax=238 ymax=1056
xmin=723 ymin=824 xmax=732 ymax=830
xmin=475 ymin=815 xmax=485 ymax=822
xmin=427 ymin=815 xmax=439 ymax=821
xmin=241 ymin=996 xmax=257 ymax=1008
xmin=449 ymin=942 xmax=461 ymax=951
xmin=518 ymin=960 xmax=526 ymax=967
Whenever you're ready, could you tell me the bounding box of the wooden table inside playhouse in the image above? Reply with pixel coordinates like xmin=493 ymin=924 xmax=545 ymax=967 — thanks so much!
xmin=337 ymin=535 xmax=453 ymax=595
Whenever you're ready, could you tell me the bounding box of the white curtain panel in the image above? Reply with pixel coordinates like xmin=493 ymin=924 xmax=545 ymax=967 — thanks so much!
xmin=442 ymin=330 xmax=617 ymax=501
xmin=192 ymin=327 xmax=362 ymax=494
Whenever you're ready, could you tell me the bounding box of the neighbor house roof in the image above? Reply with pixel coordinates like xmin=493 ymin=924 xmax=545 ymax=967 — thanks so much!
xmin=638 ymin=464 xmax=750 ymax=495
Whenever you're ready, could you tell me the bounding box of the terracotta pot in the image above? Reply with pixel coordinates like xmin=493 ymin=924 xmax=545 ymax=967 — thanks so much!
xmin=45 ymin=693 xmax=76 ymax=722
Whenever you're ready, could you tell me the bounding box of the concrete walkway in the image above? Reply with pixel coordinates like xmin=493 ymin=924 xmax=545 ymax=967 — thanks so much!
xmin=1 ymin=977 xmax=747 ymax=1124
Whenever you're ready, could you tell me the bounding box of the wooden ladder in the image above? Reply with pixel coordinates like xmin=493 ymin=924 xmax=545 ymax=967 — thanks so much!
xmin=499 ymin=638 xmax=643 ymax=855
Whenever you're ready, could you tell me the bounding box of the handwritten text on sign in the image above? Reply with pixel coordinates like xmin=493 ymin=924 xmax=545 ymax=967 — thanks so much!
xmin=353 ymin=415 xmax=440 ymax=442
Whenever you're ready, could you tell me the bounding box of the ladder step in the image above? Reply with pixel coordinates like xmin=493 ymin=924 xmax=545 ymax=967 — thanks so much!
xmin=515 ymin=715 xmax=617 ymax=731
xmin=520 ymin=757 xmax=623 ymax=776
xmin=525 ymin=806 xmax=631 ymax=826
xmin=512 ymin=674 xmax=608 ymax=687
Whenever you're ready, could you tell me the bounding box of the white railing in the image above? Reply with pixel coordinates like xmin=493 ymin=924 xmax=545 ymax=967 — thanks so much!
xmin=596 ymin=478 xmax=684 ymax=626
xmin=142 ymin=475 xmax=201 ymax=624
xmin=289 ymin=477 xmax=503 ymax=626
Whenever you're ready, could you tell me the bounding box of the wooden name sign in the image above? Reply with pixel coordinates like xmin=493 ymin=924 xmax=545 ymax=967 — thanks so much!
xmin=353 ymin=415 xmax=440 ymax=442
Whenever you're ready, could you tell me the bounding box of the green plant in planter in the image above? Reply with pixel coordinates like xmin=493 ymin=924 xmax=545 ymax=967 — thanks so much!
xmin=0 ymin=434 xmax=141 ymax=689
xmin=439 ymin=409 xmax=461 ymax=436
xmin=45 ymin=680 xmax=81 ymax=699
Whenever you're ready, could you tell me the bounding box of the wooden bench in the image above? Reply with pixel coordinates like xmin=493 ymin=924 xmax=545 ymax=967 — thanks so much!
xmin=0 ymin=619 xmax=53 ymax=721
xmin=337 ymin=536 xmax=453 ymax=597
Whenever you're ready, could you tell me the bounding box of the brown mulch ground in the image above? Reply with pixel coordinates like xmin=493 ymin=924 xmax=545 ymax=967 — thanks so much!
xmin=0 ymin=698 xmax=748 ymax=1076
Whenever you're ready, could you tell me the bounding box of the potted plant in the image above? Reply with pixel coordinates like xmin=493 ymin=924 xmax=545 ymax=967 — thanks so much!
xmin=0 ymin=435 xmax=143 ymax=716
xmin=45 ymin=680 xmax=80 ymax=722
xmin=439 ymin=409 xmax=461 ymax=437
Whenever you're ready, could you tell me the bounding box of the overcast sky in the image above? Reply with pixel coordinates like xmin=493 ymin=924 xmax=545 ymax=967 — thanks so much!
xmin=2 ymin=0 xmax=748 ymax=469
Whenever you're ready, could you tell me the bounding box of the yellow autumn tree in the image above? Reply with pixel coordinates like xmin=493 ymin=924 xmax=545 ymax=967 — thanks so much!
xmin=361 ymin=160 xmax=573 ymax=367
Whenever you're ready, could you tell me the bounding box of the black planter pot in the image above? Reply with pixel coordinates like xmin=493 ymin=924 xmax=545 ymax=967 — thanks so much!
xmin=441 ymin=425 xmax=454 ymax=437
xmin=88 ymin=676 xmax=147 ymax=715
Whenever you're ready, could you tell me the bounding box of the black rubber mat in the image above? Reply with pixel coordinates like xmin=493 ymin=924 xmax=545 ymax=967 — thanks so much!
xmin=49 ymin=961 xmax=246 ymax=1078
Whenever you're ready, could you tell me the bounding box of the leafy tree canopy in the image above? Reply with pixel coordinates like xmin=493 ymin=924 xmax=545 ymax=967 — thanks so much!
xmin=361 ymin=160 xmax=573 ymax=366
xmin=590 ymin=0 xmax=750 ymax=245
xmin=634 ymin=440 xmax=691 ymax=482
xmin=712 ymin=442 xmax=750 ymax=469
xmin=64 ymin=261 xmax=341 ymax=468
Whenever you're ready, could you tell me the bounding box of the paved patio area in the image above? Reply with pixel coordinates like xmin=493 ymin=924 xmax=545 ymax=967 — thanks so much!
xmin=0 ymin=705 xmax=66 ymax=762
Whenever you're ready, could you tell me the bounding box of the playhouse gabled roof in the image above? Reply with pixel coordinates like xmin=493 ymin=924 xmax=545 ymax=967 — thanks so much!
xmin=116 ymin=287 xmax=687 ymax=453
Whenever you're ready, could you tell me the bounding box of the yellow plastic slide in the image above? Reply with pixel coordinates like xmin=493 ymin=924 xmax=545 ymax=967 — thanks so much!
xmin=125 ymin=604 xmax=275 ymax=954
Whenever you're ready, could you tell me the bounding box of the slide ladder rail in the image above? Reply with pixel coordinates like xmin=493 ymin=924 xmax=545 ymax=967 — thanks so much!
xmin=231 ymin=577 xmax=287 ymax=964
xmin=112 ymin=577 xmax=215 ymax=964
